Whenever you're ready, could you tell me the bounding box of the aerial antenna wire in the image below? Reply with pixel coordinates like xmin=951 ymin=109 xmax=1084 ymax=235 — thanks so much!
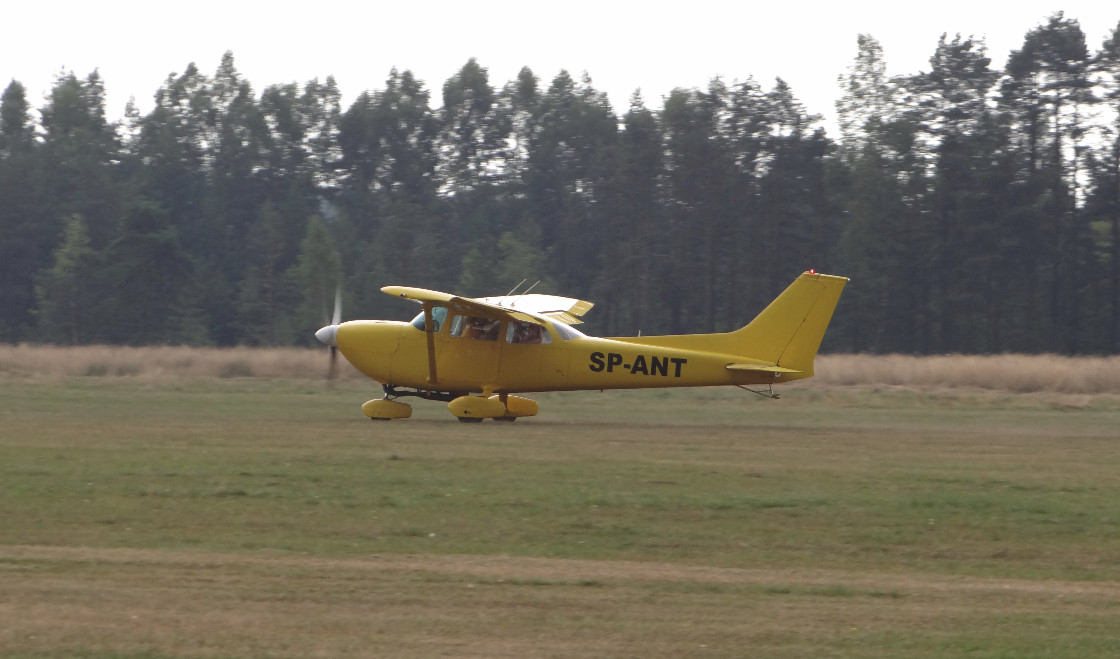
xmin=505 ymin=279 xmax=527 ymax=297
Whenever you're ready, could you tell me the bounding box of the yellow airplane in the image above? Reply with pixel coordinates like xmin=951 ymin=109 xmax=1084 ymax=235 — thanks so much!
xmin=315 ymin=271 xmax=847 ymax=422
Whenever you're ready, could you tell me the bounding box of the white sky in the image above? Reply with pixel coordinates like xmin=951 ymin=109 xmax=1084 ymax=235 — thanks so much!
xmin=3 ymin=1 xmax=1118 ymax=134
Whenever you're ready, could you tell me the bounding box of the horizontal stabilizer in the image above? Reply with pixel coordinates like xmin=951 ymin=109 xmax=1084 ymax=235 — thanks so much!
xmin=726 ymin=363 xmax=803 ymax=375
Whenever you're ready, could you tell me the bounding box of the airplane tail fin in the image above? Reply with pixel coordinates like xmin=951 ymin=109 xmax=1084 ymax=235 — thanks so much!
xmin=730 ymin=272 xmax=848 ymax=377
xmin=606 ymin=272 xmax=847 ymax=379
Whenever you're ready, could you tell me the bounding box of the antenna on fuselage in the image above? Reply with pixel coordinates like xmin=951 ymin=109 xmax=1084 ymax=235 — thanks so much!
xmin=504 ymin=279 xmax=528 ymax=304
xmin=503 ymin=279 xmax=539 ymax=309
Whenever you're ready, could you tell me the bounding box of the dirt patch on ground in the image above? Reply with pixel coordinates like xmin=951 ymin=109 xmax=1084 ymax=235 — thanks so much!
xmin=4 ymin=544 xmax=1116 ymax=597
xmin=4 ymin=545 xmax=1118 ymax=657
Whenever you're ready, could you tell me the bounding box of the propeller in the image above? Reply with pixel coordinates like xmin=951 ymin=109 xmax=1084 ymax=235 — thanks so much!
xmin=329 ymin=287 xmax=341 ymax=381
xmin=314 ymin=286 xmax=342 ymax=381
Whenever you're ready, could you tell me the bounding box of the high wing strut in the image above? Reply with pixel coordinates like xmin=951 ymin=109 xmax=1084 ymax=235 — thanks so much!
xmin=422 ymin=301 xmax=438 ymax=385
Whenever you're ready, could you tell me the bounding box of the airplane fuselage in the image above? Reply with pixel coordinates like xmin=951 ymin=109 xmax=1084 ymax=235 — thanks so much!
xmin=335 ymin=317 xmax=791 ymax=396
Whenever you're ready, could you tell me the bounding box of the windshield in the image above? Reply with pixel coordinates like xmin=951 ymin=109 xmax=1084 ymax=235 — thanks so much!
xmin=409 ymin=306 xmax=448 ymax=332
xmin=552 ymin=322 xmax=585 ymax=341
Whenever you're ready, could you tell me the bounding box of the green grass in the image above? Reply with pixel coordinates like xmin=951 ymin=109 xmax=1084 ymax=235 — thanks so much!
xmin=2 ymin=378 xmax=1120 ymax=656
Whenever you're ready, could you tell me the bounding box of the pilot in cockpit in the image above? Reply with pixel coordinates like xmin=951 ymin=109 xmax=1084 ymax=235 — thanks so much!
xmin=466 ymin=317 xmax=500 ymax=341
xmin=508 ymin=321 xmax=548 ymax=344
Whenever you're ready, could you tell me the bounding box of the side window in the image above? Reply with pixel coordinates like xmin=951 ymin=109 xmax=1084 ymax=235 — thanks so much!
xmin=410 ymin=306 xmax=448 ymax=332
xmin=506 ymin=321 xmax=551 ymax=344
xmin=430 ymin=306 xmax=447 ymax=332
xmin=450 ymin=315 xmax=500 ymax=341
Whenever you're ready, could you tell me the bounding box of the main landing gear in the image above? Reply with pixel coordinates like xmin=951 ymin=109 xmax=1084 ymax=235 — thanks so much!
xmin=447 ymin=392 xmax=538 ymax=422
xmin=363 ymin=385 xmax=539 ymax=422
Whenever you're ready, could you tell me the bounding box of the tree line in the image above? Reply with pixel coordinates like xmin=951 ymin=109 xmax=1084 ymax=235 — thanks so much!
xmin=2 ymin=13 xmax=1120 ymax=354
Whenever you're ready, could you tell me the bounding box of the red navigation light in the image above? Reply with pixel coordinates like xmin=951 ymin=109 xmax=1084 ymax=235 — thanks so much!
xmin=809 ymin=269 xmax=816 ymax=275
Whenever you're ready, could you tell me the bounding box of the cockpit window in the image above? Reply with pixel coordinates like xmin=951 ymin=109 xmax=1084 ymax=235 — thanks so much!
xmin=449 ymin=315 xmax=501 ymax=341
xmin=506 ymin=321 xmax=551 ymax=344
xmin=410 ymin=305 xmax=448 ymax=332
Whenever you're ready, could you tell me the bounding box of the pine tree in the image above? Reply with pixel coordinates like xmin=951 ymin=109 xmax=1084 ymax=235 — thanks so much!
xmin=1088 ymin=21 xmax=1120 ymax=351
xmin=592 ymin=91 xmax=668 ymax=335
xmin=0 ymin=80 xmax=45 ymax=340
xmin=100 ymin=201 xmax=193 ymax=345
xmin=290 ymin=215 xmax=343 ymax=343
xmin=1001 ymin=13 xmax=1095 ymax=352
xmin=237 ymin=202 xmax=296 ymax=345
xmin=34 ymin=216 xmax=99 ymax=344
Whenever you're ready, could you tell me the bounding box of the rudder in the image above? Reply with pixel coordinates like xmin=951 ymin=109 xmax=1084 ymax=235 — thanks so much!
xmin=731 ymin=272 xmax=848 ymax=376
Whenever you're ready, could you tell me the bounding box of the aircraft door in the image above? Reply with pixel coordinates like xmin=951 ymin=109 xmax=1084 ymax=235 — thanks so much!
xmin=498 ymin=321 xmax=546 ymax=389
xmin=437 ymin=314 xmax=502 ymax=388
xmin=500 ymin=321 xmax=569 ymax=390
xmin=538 ymin=334 xmax=569 ymax=388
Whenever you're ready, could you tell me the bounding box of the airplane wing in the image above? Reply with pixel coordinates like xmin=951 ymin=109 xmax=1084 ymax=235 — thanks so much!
xmin=476 ymin=294 xmax=594 ymax=325
xmin=383 ymin=287 xmax=594 ymax=325
xmin=381 ymin=286 xmax=456 ymax=304
xmin=381 ymin=286 xmax=544 ymax=325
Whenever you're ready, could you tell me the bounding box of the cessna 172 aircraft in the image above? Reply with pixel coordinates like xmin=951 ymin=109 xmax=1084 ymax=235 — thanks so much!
xmin=315 ymin=271 xmax=847 ymax=422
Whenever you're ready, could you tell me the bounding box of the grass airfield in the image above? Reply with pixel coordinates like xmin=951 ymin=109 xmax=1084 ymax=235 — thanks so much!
xmin=2 ymin=370 xmax=1120 ymax=657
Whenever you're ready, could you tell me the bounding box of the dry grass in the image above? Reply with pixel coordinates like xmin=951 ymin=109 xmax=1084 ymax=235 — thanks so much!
xmin=3 ymin=545 xmax=1118 ymax=658
xmin=2 ymin=344 xmax=1120 ymax=394
xmin=0 ymin=343 xmax=363 ymax=381
xmin=811 ymin=353 xmax=1120 ymax=394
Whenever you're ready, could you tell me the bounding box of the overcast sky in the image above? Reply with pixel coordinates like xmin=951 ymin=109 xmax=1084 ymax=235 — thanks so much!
xmin=3 ymin=1 xmax=1118 ymax=132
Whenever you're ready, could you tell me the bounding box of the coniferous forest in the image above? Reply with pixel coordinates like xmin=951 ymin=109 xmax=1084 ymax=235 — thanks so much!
xmin=3 ymin=13 xmax=1120 ymax=354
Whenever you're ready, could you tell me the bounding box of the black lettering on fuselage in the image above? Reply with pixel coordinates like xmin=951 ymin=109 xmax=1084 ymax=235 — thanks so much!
xmin=588 ymin=352 xmax=687 ymax=378
xmin=670 ymin=357 xmax=687 ymax=377
xmin=606 ymin=353 xmax=623 ymax=373
xmin=631 ymin=354 xmax=649 ymax=375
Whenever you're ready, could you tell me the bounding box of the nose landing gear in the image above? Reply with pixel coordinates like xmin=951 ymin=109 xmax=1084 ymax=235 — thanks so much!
xmin=361 ymin=398 xmax=413 ymax=420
